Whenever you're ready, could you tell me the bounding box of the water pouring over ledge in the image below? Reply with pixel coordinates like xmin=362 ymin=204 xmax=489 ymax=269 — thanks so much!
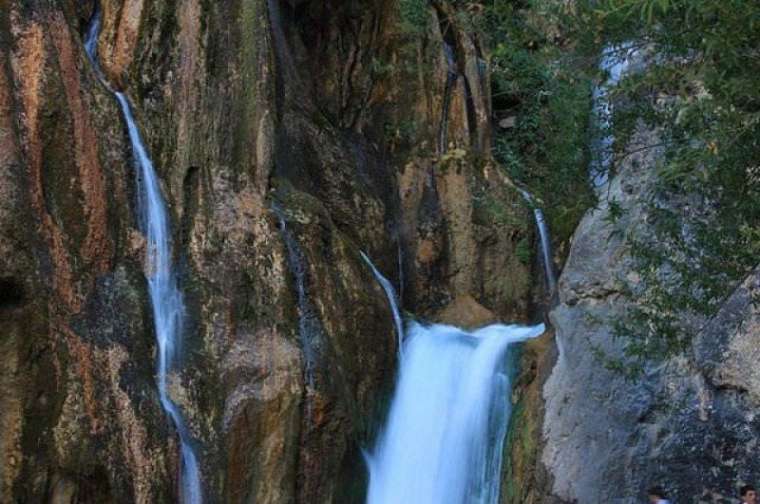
xmin=515 ymin=188 xmax=557 ymax=294
xmin=359 ymin=253 xmax=544 ymax=504
xmin=366 ymin=321 xmax=545 ymax=504
xmin=85 ymin=8 xmax=202 ymax=504
xmin=590 ymin=44 xmax=636 ymax=189
xmin=485 ymin=160 xmax=557 ymax=295
xmin=360 ymin=252 xmax=405 ymax=357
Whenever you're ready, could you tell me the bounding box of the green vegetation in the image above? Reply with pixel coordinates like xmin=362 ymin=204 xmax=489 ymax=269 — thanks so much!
xmin=398 ymin=0 xmax=596 ymax=246
xmin=394 ymin=0 xmax=597 ymax=253
xmin=384 ymin=118 xmax=419 ymax=150
xmin=394 ymin=0 xmax=759 ymax=368
xmin=562 ymin=0 xmax=760 ymax=367
xmin=452 ymin=0 xmax=760 ymax=369
xmin=481 ymin=2 xmax=596 ymax=244
xmin=472 ymin=186 xmax=524 ymax=229
xmin=399 ymin=0 xmax=431 ymax=34
xmin=514 ymin=237 xmax=532 ymax=265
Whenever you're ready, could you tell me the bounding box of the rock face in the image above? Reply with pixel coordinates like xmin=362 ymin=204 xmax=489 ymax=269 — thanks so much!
xmin=0 ymin=0 xmax=537 ymax=502
xmin=537 ymin=134 xmax=760 ymax=503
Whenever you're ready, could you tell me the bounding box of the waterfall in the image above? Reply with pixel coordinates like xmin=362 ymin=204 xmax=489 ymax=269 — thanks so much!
xmin=516 ymin=188 xmax=557 ymax=294
xmin=85 ymin=10 xmax=202 ymax=504
xmin=533 ymin=207 xmax=556 ymax=294
xmin=272 ymin=205 xmax=320 ymax=386
xmin=590 ymin=44 xmax=634 ymax=188
xmin=366 ymin=322 xmax=545 ymax=504
xmin=511 ymin=45 xmax=636 ymax=294
xmin=360 ymin=252 xmax=405 ymax=357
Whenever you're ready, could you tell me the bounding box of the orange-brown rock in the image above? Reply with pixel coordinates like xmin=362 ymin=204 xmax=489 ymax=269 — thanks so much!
xmin=435 ymin=294 xmax=498 ymax=330
xmin=0 ymin=1 xmax=537 ymax=502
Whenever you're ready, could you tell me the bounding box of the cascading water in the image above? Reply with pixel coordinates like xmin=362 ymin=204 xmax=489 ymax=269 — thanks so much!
xmin=533 ymin=208 xmax=556 ymax=293
xmin=272 ymin=205 xmax=320 ymax=386
xmin=366 ymin=322 xmax=545 ymax=504
xmin=85 ymin=10 xmax=202 ymax=504
xmin=590 ymin=44 xmax=635 ymax=188
xmin=516 ymin=188 xmax=557 ymax=294
xmin=362 ymin=26 xmax=550 ymax=502
xmin=360 ymin=252 xmax=405 ymax=357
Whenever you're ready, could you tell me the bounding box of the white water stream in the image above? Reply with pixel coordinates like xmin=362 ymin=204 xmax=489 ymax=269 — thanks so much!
xmin=516 ymin=188 xmax=557 ymax=294
xmin=85 ymin=10 xmax=202 ymax=503
xmin=361 ymin=252 xmax=405 ymax=357
xmin=590 ymin=44 xmax=635 ymax=188
xmin=366 ymin=322 xmax=545 ymax=504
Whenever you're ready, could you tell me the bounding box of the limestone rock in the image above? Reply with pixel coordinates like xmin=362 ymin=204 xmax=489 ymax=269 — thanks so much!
xmin=695 ymin=270 xmax=760 ymax=404
xmin=537 ymin=126 xmax=760 ymax=502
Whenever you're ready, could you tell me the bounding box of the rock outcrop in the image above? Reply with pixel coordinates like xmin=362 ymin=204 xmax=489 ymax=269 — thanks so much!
xmin=0 ymin=0 xmax=538 ymax=502
xmin=535 ymin=132 xmax=760 ymax=503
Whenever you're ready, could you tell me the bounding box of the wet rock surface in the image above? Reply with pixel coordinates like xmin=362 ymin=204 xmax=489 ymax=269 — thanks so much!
xmin=8 ymin=2 xmax=756 ymax=503
xmin=0 ymin=0 xmax=536 ymax=502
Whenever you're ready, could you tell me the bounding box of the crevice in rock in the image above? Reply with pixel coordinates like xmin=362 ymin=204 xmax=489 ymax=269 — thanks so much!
xmin=180 ymin=165 xmax=201 ymax=248
xmin=713 ymin=382 xmax=750 ymax=396
xmin=432 ymin=2 xmax=482 ymax=152
xmin=436 ymin=14 xmax=458 ymax=155
xmin=267 ymin=0 xmax=299 ymax=119
xmin=46 ymin=469 xmax=113 ymax=504
xmin=0 ymin=277 xmax=25 ymax=309
xmin=462 ymin=74 xmax=479 ymax=149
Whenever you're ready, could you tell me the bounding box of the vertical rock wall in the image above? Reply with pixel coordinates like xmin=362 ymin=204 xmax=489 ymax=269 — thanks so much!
xmin=0 ymin=0 xmax=537 ymax=502
xmin=536 ymin=128 xmax=760 ymax=503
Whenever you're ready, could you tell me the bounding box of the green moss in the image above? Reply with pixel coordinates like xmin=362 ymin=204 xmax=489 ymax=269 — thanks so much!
xmin=500 ymin=346 xmax=544 ymax=504
xmin=399 ymin=0 xmax=430 ymax=35
xmin=472 ymin=187 xmax=525 ymax=231
xmin=515 ymin=238 xmax=532 ymax=265
xmin=502 ymin=401 xmax=526 ymax=500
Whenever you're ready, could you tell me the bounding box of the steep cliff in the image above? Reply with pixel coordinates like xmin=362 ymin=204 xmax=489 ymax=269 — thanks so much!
xmin=537 ymin=134 xmax=760 ymax=503
xmin=0 ymin=0 xmax=538 ymax=502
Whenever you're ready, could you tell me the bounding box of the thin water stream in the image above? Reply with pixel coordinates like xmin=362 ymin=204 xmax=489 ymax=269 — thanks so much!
xmin=85 ymin=9 xmax=202 ymax=503
xmin=360 ymin=252 xmax=405 ymax=357
xmin=516 ymin=188 xmax=557 ymax=294
xmin=590 ymin=44 xmax=635 ymax=188
xmin=272 ymin=205 xmax=321 ymax=386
